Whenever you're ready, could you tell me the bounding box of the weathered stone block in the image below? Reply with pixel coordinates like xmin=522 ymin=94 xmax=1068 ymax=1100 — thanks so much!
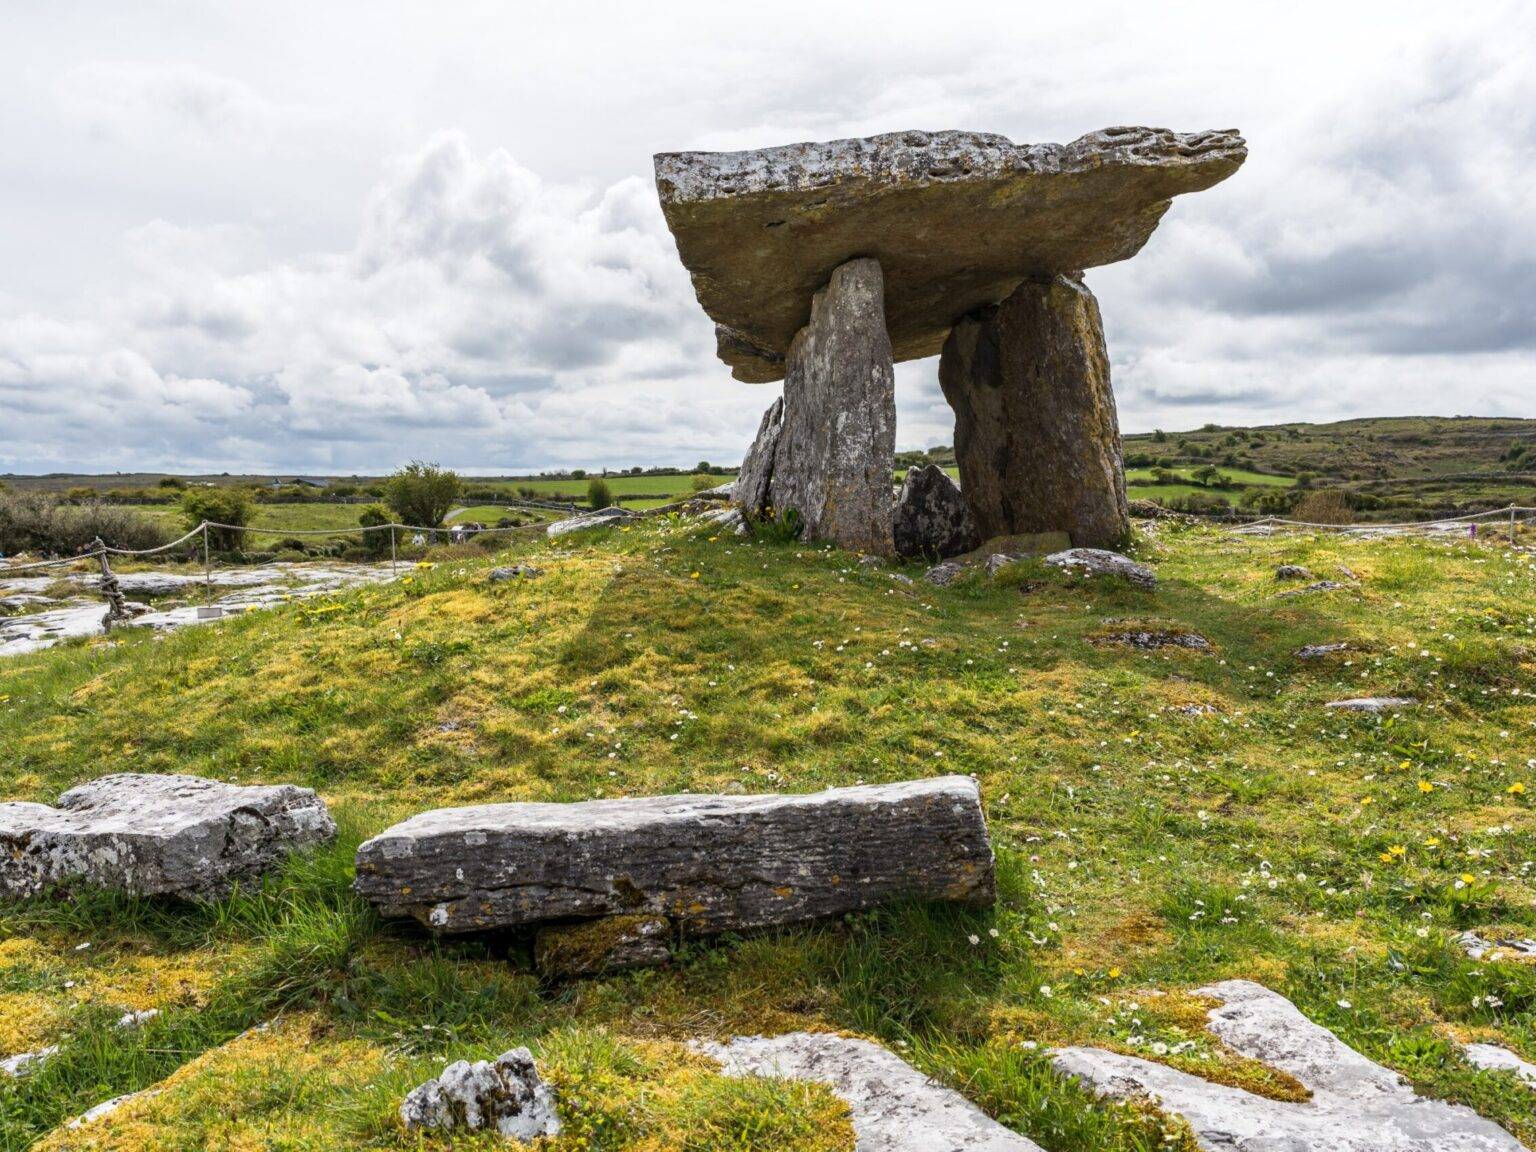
xmin=0 ymin=774 xmax=336 ymax=900
xmin=354 ymin=776 xmax=994 ymax=936
xmin=940 ymin=275 xmax=1129 ymax=548
xmin=765 ymin=258 xmax=896 ymax=555
xmin=893 ymin=465 xmax=979 ymax=560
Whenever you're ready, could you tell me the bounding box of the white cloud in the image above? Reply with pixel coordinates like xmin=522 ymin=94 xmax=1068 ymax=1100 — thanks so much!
xmin=1 ymin=1 xmax=1534 ymax=471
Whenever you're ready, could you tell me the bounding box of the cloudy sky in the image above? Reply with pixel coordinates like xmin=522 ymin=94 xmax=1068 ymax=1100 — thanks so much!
xmin=2 ymin=1 xmax=1533 ymax=475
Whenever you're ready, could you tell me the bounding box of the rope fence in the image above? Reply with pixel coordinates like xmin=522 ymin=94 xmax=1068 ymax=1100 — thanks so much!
xmin=1226 ymin=504 xmax=1536 ymax=537
xmin=0 ymin=516 xmax=546 ymax=584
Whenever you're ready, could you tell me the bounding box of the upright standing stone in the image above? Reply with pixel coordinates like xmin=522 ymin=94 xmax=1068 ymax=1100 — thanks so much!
xmin=734 ymin=396 xmax=783 ymax=517
xmin=940 ymin=274 xmax=1129 ymax=549
xmin=767 ymin=258 xmax=896 ymax=554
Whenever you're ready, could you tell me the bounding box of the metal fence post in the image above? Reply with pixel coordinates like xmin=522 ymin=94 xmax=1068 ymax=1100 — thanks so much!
xmin=203 ymin=523 xmax=212 ymax=600
xmin=390 ymin=525 xmax=397 ymax=574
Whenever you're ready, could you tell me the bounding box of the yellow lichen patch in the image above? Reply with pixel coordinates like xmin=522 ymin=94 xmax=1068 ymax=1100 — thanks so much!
xmin=542 ymin=1031 xmax=854 ymax=1152
xmin=35 ymin=1014 xmax=389 ymax=1152
xmin=0 ymin=992 xmax=62 ymax=1053
xmin=66 ymin=945 xmax=253 ymax=1014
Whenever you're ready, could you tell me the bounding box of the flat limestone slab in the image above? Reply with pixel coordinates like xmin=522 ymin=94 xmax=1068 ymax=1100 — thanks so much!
xmin=0 ymin=773 xmax=336 ymax=899
xmin=1052 ymin=980 xmax=1526 ymax=1151
xmin=354 ymin=776 xmax=994 ymax=935
xmin=702 ymin=1032 xmax=1043 ymax=1151
xmin=655 ymin=126 xmax=1245 ymax=381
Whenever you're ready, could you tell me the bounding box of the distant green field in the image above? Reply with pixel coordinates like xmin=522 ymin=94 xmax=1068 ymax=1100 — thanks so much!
xmin=127 ymin=503 xmax=379 ymax=537
xmin=489 ymin=473 xmax=717 ymax=499
xmin=1125 ymin=466 xmax=1294 ymax=488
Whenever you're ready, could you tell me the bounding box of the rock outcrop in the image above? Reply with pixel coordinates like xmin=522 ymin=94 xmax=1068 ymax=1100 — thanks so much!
xmin=401 ymin=1048 xmax=561 ymax=1141
xmin=1324 ymin=697 xmax=1416 ymax=713
xmin=702 ymin=1032 xmax=1043 ymax=1150
xmin=1053 ymin=980 xmax=1526 ymax=1151
xmin=1463 ymin=1044 xmax=1536 ymax=1087
xmin=546 ymin=507 xmax=640 ymax=537
xmin=763 ymin=258 xmax=896 ymax=555
xmin=655 ymin=126 xmax=1247 ymax=382
xmin=940 ymin=275 xmax=1129 ymax=547
xmin=893 ymin=465 xmax=980 ymax=559
xmin=1044 ymin=548 xmax=1156 ymax=588
xmin=0 ymin=774 xmax=335 ymax=900
xmin=355 ymin=776 xmax=994 ymax=938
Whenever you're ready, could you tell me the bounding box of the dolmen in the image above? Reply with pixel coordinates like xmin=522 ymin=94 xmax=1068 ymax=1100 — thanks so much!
xmin=355 ymin=776 xmax=994 ymax=977
xmin=655 ymin=126 xmax=1246 ymax=556
xmin=0 ymin=773 xmax=336 ymax=900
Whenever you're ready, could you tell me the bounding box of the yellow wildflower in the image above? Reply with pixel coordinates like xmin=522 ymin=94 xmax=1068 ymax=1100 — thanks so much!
xmin=1418 ymin=780 xmax=1434 ymax=794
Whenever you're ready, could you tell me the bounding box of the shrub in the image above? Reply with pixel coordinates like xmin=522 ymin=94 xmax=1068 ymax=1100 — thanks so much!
xmin=181 ymin=486 xmax=254 ymax=550
xmin=358 ymin=504 xmax=393 ymax=556
xmin=1293 ymin=489 xmax=1353 ymax=525
xmin=0 ymin=491 xmax=171 ymax=555
xmin=383 ymin=462 xmax=461 ymax=528
xmin=587 ymin=477 xmax=614 ymax=510
xmin=691 ymin=475 xmax=717 ymax=492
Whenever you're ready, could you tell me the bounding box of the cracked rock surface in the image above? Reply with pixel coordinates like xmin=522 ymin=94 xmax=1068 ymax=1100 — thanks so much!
xmin=702 ymin=1032 xmax=1043 ymax=1151
xmin=1044 ymin=548 xmax=1156 ymax=588
xmin=546 ymin=506 xmax=640 ymax=537
xmin=0 ymin=773 xmax=336 ymax=899
xmin=354 ymin=776 xmax=994 ymax=936
xmin=400 ymin=1048 xmax=561 ymax=1141
xmin=1052 ymin=979 xmax=1526 ymax=1151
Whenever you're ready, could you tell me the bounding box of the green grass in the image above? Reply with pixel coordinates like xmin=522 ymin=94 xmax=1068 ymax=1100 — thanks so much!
xmin=125 ymin=502 xmax=378 ymax=537
xmin=2 ymin=519 xmax=1535 ymax=1148
xmin=1124 ymin=467 xmax=1294 ymax=488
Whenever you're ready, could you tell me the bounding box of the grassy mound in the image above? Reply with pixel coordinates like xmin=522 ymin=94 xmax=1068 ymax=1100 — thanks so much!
xmin=2 ymin=516 xmax=1534 ymax=1149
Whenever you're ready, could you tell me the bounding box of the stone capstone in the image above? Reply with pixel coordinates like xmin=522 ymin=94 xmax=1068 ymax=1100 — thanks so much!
xmin=354 ymin=776 xmax=994 ymax=937
xmin=400 ymin=1048 xmax=561 ymax=1141
xmin=655 ymin=126 xmax=1246 ymax=382
xmin=701 ymin=1032 xmax=1044 ymax=1151
xmin=546 ymin=506 xmax=640 ymax=537
xmin=892 ymin=465 xmax=980 ymax=560
xmin=1052 ymin=979 xmax=1526 ymax=1152
xmin=0 ymin=773 xmax=336 ymax=900
xmin=940 ymin=275 xmax=1129 ymax=548
xmin=1044 ymin=548 xmax=1156 ymax=589
xmin=762 ymin=258 xmax=896 ymax=555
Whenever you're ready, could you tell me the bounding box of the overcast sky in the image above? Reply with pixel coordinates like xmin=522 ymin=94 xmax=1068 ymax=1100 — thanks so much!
xmin=2 ymin=1 xmax=1533 ymax=475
